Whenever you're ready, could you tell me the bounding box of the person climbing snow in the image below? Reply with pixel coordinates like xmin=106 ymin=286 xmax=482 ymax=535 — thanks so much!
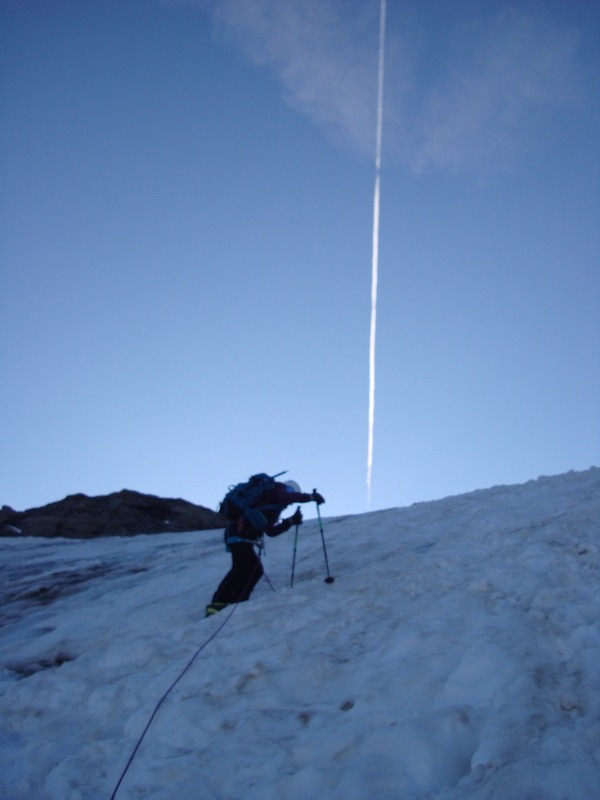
xmin=206 ymin=474 xmax=325 ymax=617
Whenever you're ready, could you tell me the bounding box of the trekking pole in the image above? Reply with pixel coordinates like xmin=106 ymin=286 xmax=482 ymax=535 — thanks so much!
xmin=290 ymin=507 xmax=301 ymax=588
xmin=314 ymin=491 xmax=334 ymax=584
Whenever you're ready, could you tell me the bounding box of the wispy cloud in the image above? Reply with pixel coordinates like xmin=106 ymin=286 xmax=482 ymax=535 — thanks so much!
xmin=210 ymin=0 xmax=381 ymax=157
xmin=195 ymin=0 xmax=586 ymax=173
xmin=402 ymin=9 xmax=584 ymax=173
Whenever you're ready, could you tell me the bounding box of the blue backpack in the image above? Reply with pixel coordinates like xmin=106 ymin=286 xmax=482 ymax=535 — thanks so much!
xmin=219 ymin=472 xmax=285 ymax=529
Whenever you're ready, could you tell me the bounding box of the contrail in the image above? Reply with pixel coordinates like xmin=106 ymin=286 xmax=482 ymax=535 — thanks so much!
xmin=367 ymin=0 xmax=386 ymax=510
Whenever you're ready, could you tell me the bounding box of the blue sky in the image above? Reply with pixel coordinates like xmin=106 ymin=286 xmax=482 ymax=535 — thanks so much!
xmin=1 ymin=0 xmax=599 ymax=519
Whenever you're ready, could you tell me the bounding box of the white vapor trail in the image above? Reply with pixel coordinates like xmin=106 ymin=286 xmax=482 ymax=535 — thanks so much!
xmin=367 ymin=0 xmax=386 ymax=509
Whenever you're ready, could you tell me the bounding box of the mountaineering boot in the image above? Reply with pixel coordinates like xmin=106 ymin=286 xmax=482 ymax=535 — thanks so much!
xmin=205 ymin=601 xmax=229 ymax=618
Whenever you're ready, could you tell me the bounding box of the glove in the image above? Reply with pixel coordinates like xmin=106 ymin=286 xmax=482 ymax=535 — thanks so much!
xmin=311 ymin=491 xmax=325 ymax=505
xmin=289 ymin=508 xmax=303 ymax=526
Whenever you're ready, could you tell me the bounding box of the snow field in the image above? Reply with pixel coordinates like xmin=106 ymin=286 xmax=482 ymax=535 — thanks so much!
xmin=0 ymin=468 xmax=598 ymax=799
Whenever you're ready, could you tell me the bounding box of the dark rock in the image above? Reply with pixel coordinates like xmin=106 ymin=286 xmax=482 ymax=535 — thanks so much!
xmin=0 ymin=490 xmax=227 ymax=539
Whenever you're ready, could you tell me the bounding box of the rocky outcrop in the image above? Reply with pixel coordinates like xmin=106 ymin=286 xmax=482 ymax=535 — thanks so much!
xmin=0 ymin=490 xmax=227 ymax=539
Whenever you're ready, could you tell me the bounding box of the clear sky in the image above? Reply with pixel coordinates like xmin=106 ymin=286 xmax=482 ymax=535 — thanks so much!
xmin=1 ymin=0 xmax=599 ymax=520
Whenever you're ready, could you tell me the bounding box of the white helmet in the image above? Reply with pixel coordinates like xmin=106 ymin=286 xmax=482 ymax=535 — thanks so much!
xmin=284 ymin=480 xmax=301 ymax=493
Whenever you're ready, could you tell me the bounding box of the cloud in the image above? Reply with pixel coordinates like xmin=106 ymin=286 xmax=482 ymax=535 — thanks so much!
xmin=210 ymin=0 xmax=381 ymax=158
xmin=401 ymin=9 xmax=584 ymax=173
xmin=199 ymin=1 xmax=586 ymax=173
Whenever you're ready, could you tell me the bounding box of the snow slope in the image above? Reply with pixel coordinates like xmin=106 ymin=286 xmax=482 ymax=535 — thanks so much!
xmin=1 ymin=468 xmax=599 ymax=800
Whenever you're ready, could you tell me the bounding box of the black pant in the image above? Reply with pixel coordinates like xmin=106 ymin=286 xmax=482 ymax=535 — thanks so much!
xmin=211 ymin=543 xmax=264 ymax=605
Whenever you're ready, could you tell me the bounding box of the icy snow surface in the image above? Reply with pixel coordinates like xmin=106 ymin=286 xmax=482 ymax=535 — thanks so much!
xmin=1 ymin=468 xmax=599 ymax=800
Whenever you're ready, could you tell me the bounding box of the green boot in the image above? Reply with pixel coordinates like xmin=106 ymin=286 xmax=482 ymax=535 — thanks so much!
xmin=205 ymin=601 xmax=229 ymax=618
